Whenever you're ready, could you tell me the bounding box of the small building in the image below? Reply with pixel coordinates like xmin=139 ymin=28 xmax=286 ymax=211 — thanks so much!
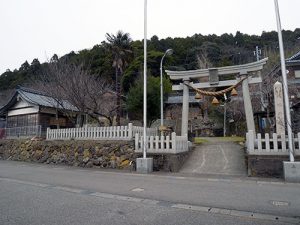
xmin=0 ymin=86 xmax=79 ymax=138
xmin=254 ymin=50 xmax=300 ymax=134
xmin=270 ymin=50 xmax=300 ymax=103
xmin=291 ymin=101 xmax=300 ymax=133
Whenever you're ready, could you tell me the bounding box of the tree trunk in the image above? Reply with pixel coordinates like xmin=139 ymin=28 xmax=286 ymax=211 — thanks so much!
xmin=116 ymin=68 xmax=122 ymax=126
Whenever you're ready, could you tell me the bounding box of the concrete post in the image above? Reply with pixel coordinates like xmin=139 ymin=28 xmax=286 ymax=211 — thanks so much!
xmin=128 ymin=123 xmax=133 ymax=139
xmin=274 ymin=82 xmax=285 ymax=134
xmin=181 ymin=79 xmax=190 ymax=136
xmin=242 ymin=76 xmax=255 ymax=133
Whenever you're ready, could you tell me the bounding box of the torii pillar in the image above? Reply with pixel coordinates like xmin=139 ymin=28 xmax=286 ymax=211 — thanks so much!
xmin=181 ymin=79 xmax=190 ymax=136
xmin=241 ymin=75 xmax=256 ymax=133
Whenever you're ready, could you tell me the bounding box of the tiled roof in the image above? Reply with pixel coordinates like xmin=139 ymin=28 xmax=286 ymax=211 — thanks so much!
xmin=286 ymin=50 xmax=300 ymax=62
xmin=0 ymin=86 xmax=78 ymax=115
xmin=17 ymin=86 xmax=78 ymax=111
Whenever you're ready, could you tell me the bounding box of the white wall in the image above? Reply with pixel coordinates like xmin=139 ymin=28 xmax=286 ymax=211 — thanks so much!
xmin=8 ymin=98 xmax=39 ymax=116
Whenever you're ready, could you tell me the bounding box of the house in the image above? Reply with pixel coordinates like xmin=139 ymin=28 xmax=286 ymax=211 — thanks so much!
xmin=275 ymin=50 xmax=300 ymax=133
xmin=269 ymin=50 xmax=300 ymax=102
xmin=0 ymin=86 xmax=79 ymax=138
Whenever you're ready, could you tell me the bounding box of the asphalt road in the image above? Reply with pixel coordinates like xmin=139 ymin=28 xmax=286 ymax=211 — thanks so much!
xmin=0 ymin=161 xmax=300 ymax=225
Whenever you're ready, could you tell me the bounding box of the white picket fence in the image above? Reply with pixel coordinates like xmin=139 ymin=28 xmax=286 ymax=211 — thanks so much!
xmin=46 ymin=123 xmax=158 ymax=141
xmin=246 ymin=130 xmax=300 ymax=156
xmin=135 ymin=132 xmax=189 ymax=154
xmin=132 ymin=126 xmax=158 ymax=137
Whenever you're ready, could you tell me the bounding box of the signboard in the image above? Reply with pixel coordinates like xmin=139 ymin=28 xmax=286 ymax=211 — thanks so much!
xmin=49 ymin=118 xmax=67 ymax=126
xmin=209 ymin=69 xmax=219 ymax=85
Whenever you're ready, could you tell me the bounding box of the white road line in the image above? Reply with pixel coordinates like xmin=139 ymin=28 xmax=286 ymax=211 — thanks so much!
xmin=192 ymin=149 xmax=206 ymax=173
xmin=172 ymin=204 xmax=300 ymax=224
xmin=219 ymin=145 xmax=229 ymax=170
xmin=0 ymin=177 xmax=49 ymax=188
xmin=52 ymin=186 xmax=84 ymax=193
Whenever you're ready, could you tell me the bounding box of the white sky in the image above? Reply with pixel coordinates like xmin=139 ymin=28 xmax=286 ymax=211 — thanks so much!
xmin=0 ymin=0 xmax=299 ymax=74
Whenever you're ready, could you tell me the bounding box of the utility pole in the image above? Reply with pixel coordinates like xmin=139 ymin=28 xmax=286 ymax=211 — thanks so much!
xmin=253 ymin=46 xmax=262 ymax=62
xmin=136 ymin=0 xmax=153 ymax=173
xmin=274 ymin=0 xmax=294 ymax=162
xmin=143 ymin=0 xmax=147 ymax=159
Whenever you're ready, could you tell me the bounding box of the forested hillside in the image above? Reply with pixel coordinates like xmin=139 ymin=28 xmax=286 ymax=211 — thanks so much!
xmin=1 ymin=29 xmax=300 ymax=127
xmin=1 ymin=29 xmax=300 ymax=93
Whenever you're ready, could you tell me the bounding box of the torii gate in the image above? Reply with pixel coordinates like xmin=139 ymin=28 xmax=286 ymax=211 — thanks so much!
xmin=165 ymin=58 xmax=268 ymax=136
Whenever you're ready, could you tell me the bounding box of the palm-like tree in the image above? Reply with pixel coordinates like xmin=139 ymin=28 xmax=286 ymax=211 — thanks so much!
xmin=105 ymin=31 xmax=133 ymax=125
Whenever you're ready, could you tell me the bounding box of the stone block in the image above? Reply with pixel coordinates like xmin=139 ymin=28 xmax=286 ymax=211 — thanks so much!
xmin=136 ymin=158 xmax=153 ymax=174
xmin=283 ymin=161 xmax=300 ymax=183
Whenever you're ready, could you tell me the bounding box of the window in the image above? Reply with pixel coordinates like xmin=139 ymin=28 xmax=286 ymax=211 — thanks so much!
xmin=295 ymin=70 xmax=300 ymax=79
xmin=7 ymin=114 xmax=38 ymax=128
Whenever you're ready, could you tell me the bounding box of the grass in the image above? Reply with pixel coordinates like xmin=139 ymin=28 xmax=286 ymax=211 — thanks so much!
xmin=193 ymin=136 xmax=245 ymax=145
xmin=193 ymin=137 xmax=209 ymax=144
xmin=216 ymin=136 xmax=245 ymax=142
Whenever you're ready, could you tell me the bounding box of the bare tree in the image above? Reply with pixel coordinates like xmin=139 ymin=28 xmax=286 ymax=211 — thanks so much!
xmin=34 ymin=60 xmax=117 ymax=126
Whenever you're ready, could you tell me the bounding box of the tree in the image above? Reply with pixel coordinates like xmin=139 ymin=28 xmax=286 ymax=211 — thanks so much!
xmin=35 ymin=60 xmax=117 ymax=126
xmin=126 ymin=76 xmax=172 ymax=125
xmin=105 ymin=31 xmax=133 ymax=125
xmin=19 ymin=61 xmax=30 ymax=71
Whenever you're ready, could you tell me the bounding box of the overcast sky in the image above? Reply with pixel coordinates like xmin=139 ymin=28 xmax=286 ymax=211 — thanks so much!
xmin=0 ymin=0 xmax=299 ymax=74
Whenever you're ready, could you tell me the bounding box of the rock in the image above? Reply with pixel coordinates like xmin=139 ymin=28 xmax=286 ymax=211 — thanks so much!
xmin=77 ymin=146 xmax=84 ymax=154
xmin=83 ymin=149 xmax=91 ymax=159
xmin=85 ymin=161 xmax=93 ymax=168
xmin=33 ymin=150 xmax=43 ymax=161
xmin=110 ymin=160 xmax=116 ymax=169
xmin=92 ymin=157 xmax=103 ymax=166
xmin=51 ymin=154 xmax=59 ymax=163
xmin=120 ymin=160 xmax=130 ymax=168
xmin=20 ymin=150 xmax=30 ymax=161
xmin=83 ymin=157 xmax=90 ymax=163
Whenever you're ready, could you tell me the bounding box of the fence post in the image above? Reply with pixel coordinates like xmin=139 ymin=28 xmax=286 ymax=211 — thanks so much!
xmin=160 ymin=135 xmax=165 ymax=151
xmin=265 ymin=133 xmax=270 ymax=152
xmin=135 ymin=133 xmax=139 ymax=152
xmin=248 ymin=130 xmax=255 ymax=152
xmin=257 ymin=133 xmax=262 ymax=151
xmin=298 ymin=133 xmax=300 ymax=152
xmin=155 ymin=135 xmax=159 ymax=151
xmin=172 ymin=132 xmax=176 ymax=153
xmin=128 ymin=123 xmax=133 ymax=139
xmin=166 ymin=135 xmax=170 ymax=151
xmin=149 ymin=136 xmax=154 ymax=152
xmin=273 ymin=133 xmax=278 ymax=152
xmin=281 ymin=133 xmax=286 ymax=152
xmin=46 ymin=128 xmax=50 ymax=140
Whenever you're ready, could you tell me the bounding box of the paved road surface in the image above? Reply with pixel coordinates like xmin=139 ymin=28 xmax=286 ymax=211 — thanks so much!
xmin=181 ymin=137 xmax=247 ymax=176
xmin=0 ymin=161 xmax=300 ymax=225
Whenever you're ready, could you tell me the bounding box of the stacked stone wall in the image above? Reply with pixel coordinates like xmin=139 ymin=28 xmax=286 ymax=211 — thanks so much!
xmin=0 ymin=140 xmax=135 ymax=170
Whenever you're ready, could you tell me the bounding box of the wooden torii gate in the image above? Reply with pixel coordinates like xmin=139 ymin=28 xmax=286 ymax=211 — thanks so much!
xmin=165 ymin=58 xmax=268 ymax=136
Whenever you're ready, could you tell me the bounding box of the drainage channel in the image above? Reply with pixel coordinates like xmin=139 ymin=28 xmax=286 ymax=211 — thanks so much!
xmin=1 ymin=177 xmax=299 ymax=224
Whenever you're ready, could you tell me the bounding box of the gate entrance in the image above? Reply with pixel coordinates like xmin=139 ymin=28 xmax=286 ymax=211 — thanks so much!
xmin=165 ymin=58 xmax=268 ymax=136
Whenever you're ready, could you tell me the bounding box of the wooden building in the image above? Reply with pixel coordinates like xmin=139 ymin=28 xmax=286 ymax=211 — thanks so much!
xmin=0 ymin=86 xmax=79 ymax=138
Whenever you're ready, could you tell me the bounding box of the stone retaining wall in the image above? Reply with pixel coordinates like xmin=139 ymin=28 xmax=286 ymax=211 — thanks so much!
xmin=136 ymin=151 xmax=192 ymax=172
xmin=0 ymin=140 xmax=135 ymax=169
xmin=247 ymin=155 xmax=300 ymax=178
